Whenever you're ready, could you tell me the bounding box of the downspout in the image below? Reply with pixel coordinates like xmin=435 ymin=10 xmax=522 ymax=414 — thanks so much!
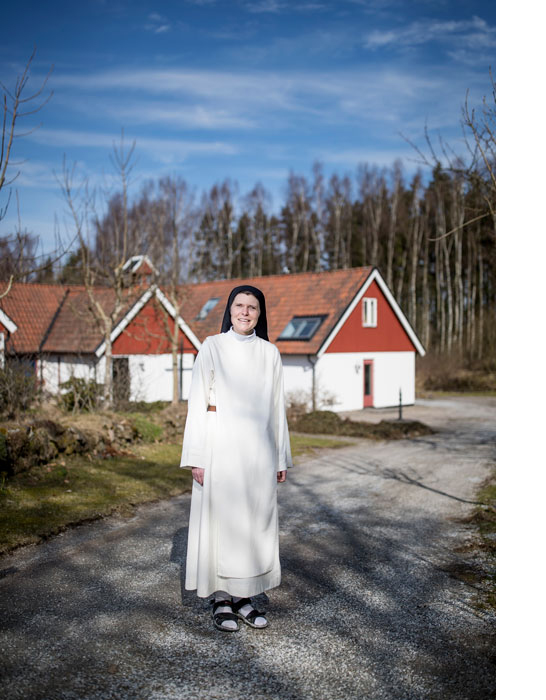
xmin=179 ymin=332 xmax=184 ymax=403
xmin=307 ymin=354 xmax=318 ymax=411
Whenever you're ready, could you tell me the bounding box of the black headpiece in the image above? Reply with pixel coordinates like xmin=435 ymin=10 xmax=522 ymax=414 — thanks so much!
xmin=220 ymin=285 xmax=269 ymax=341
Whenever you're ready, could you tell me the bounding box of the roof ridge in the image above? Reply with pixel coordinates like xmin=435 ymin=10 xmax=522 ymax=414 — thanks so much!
xmin=177 ymin=265 xmax=373 ymax=290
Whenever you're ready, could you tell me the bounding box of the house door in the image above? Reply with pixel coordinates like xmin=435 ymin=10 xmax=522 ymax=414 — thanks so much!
xmin=363 ymin=360 xmax=374 ymax=407
xmin=113 ymin=357 xmax=130 ymax=404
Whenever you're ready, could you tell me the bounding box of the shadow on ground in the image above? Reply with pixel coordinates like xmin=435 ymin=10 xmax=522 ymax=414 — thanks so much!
xmin=0 ymin=428 xmax=495 ymax=700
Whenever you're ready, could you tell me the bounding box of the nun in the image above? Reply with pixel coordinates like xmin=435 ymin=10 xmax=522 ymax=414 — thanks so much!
xmin=180 ymin=285 xmax=293 ymax=632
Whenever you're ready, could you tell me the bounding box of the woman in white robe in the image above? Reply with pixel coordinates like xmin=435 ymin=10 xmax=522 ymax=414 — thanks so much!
xmin=180 ymin=285 xmax=292 ymax=631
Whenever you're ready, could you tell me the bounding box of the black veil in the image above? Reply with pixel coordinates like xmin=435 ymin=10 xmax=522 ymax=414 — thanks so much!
xmin=220 ymin=285 xmax=269 ymax=341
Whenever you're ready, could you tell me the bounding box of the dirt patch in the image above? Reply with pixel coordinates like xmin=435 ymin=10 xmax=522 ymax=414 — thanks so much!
xmin=289 ymin=409 xmax=434 ymax=440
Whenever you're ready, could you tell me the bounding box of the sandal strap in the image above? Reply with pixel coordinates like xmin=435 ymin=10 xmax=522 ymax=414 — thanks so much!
xmin=244 ymin=609 xmax=266 ymax=622
xmin=232 ymin=598 xmax=265 ymax=620
xmin=211 ymin=600 xmax=239 ymax=625
xmin=213 ymin=611 xmax=239 ymax=624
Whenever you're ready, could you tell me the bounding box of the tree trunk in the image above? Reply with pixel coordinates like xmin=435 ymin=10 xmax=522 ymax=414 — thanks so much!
xmin=103 ymin=319 xmax=114 ymax=408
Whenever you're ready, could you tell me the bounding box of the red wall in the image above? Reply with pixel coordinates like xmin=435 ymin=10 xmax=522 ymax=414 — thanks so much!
xmin=112 ymin=299 xmax=198 ymax=355
xmin=326 ymin=280 xmax=415 ymax=353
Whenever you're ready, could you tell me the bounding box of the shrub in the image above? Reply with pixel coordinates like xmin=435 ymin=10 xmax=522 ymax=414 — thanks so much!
xmin=60 ymin=377 xmax=104 ymax=412
xmin=0 ymin=362 xmax=40 ymax=418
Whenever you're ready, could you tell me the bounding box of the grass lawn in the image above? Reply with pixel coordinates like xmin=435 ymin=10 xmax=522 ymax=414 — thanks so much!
xmin=0 ymin=433 xmax=352 ymax=555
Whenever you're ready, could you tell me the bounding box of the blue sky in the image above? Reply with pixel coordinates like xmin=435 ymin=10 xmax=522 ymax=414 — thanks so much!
xmin=1 ymin=0 xmax=495 ymax=255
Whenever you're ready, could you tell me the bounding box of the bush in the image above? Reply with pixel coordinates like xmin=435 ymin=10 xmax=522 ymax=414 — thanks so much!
xmin=0 ymin=362 xmax=40 ymax=418
xmin=60 ymin=377 xmax=104 ymax=412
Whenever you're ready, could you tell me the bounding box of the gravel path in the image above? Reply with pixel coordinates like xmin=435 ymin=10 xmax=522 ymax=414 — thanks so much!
xmin=0 ymin=396 xmax=495 ymax=699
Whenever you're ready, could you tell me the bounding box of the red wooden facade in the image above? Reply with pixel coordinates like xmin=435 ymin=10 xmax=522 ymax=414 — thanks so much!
xmin=111 ymin=298 xmax=198 ymax=356
xmin=326 ymin=281 xmax=414 ymax=354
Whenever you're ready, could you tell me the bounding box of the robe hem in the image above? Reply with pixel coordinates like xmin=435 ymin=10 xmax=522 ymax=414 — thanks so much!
xmin=185 ymin=564 xmax=281 ymax=599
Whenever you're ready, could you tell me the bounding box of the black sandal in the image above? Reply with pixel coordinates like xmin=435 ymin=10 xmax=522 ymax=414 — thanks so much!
xmin=211 ymin=600 xmax=240 ymax=632
xmin=232 ymin=598 xmax=268 ymax=628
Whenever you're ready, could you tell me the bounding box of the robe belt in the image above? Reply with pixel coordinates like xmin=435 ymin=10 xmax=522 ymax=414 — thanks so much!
xmin=207 ymin=405 xmax=217 ymax=412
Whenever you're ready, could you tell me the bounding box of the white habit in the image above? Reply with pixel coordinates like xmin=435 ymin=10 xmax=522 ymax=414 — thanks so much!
xmin=181 ymin=329 xmax=293 ymax=598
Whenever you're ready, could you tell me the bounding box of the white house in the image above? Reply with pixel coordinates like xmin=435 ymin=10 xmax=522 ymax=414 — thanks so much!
xmin=0 ymin=266 xmax=425 ymax=410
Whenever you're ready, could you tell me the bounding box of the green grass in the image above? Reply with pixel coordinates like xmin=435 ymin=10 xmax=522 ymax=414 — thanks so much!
xmin=0 ymin=433 xmax=352 ymax=554
xmin=0 ymin=443 xmax=192 ymax=554
xmin=290 ymin=433 xmax=353 ymax=457
xmin=126 ymin=413 xmax=163 ymax=442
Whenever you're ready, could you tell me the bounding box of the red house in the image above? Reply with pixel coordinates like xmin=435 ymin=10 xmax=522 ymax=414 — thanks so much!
xmin=1 ymin=265 xmax=424 ymax=410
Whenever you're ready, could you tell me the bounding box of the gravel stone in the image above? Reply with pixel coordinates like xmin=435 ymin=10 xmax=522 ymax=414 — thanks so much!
xmin=0 ymin=396 xmax=495 ymax=699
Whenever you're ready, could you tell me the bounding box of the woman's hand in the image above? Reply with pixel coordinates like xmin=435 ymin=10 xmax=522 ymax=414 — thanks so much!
xmin=277 ymin=470 xmax=287 ymax=483
xmin=192 ymin=467 xmax=205 ymax=485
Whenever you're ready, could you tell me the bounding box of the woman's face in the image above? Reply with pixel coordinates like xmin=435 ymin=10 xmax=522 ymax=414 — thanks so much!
xmin=230 ymin=292 xmax=260 ymax=335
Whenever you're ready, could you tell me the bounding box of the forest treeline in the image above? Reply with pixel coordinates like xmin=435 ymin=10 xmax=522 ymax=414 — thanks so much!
xmin=1 ymin=158 xmax=495 ymax=364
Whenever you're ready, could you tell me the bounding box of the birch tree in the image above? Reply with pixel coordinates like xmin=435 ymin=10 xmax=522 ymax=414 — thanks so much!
xmin=59 ymin=135 xmax=139 ymax=409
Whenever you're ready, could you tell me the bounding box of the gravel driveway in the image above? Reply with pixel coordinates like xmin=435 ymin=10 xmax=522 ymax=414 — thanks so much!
xmin=0 ymin=396 xmax=495 ymax=699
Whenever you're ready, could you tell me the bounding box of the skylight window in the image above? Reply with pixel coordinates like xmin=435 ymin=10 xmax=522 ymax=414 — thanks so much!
xmin=278 ymin=316 xmax=325 ymax=341
xmin=196 ymin=297 xmax=219 ymax=320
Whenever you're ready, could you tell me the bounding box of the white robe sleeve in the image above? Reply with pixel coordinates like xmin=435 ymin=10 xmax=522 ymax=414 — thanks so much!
xmin=180 ymin=338 xmax=213 ymax=470
xmin=274 ymin=347 xmax=293 ymax=471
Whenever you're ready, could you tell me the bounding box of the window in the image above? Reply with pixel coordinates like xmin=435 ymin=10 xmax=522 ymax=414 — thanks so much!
xmin=278 ymin=316 xmax=325 ymax=341
xmin=362 ymin=298 xmax=377 ymax=327
xmin=196 ymin=297 xmax=219 ymax=320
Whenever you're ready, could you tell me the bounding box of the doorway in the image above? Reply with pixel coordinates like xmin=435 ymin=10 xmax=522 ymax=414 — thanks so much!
xmin=363 ymin=359 xmax=374 ymax=407
xmin=113 ymin=357 xmax=130 ymax=404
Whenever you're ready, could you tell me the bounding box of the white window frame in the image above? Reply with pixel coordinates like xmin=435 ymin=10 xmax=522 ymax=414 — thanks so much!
xmin=196 ymin=297 xmax=220 ymax=320
xmin=278 ymin=316 xmax=324 ymax=340
xmin=362 ymin=297 xmax=377 ymax=327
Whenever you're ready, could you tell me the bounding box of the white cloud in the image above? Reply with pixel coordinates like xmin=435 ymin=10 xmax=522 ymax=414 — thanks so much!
xmin=316 ymin=146 xmax=417 ymax=167
xmin=3 ymin=160 xmax=60 ymax=190
xmin=51 ymin=62 xmax=488 ymax=140
xmin=363 ymin=15 xmax=495 ymax=51
xmin=144 ymin=12 xmax=172 ymax=34
xmin=113 ymin=103 xmax=257 ymax=130
xmin=245 ymin=0 xmax=285 ymax=13
xmin=27 ymin=128 xmax=239 ymax=162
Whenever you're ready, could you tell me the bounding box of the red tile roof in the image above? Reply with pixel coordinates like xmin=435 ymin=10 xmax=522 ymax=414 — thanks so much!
xmin=1 ymin=283 xmax=145 ymax=354
xmin=176 ymin=267 xmax=373 ymax=355
xmin=1 ymin=268 xmax=374 ymax=356
xmin=0 ymin=283 xmax=67 ymax=354
xmin=40 ymin=286 xmax=145 ymax=353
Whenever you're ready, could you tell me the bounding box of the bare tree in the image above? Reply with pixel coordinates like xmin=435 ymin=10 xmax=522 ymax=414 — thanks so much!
xmin=58 ymin=135 xmax=140 ymax=409
xmin=243 ymin=182 xmax=271 ymax=277
xmin=0 ymin=49 xmax=54 ymax=298
xmin=407 ymin=171 xmax=424 ymax=332
xmin=1 ymin=48 xmax=53 ymax=221
xmin=358 ymin=165 xmax=386 ymax=267
xmin=402 ymin=73 xmax=495 ymax=236
xmin=152 ymin=175 xmax=195 ymax=403
xmin=385 ymin=161 xmax=402 ymax=289
xmin=311 ymin=162 xmax=326 ymax=271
